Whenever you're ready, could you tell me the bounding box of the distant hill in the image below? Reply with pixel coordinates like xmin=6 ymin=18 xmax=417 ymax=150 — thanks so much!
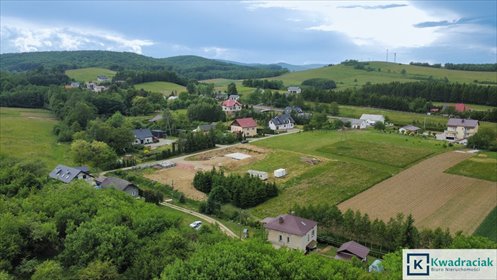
xmin=275 ymin=61 xmax=497 ymax=89
xmin=0 ymin=51 xmax=288 ymax=80
xmin=216 ymin=59 xmax=325 ymax=72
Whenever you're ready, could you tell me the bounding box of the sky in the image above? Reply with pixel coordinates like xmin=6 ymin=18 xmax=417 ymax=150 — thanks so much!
xmin=1 ymin=1 xmax=496 ymax=64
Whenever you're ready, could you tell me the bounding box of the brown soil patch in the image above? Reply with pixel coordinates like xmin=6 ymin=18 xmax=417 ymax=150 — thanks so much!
xmin=339 ymin=151 xmax=497 ymax=234
xmin=145 ymin=166 xmax=207 ymax=201
xmin=145 ymin=145 xmax=270 ymax=200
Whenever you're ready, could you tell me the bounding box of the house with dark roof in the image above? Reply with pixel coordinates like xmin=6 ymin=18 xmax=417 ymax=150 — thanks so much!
xmin=49 ymin=165 xmax=94 ymax=184
xmin=399 ymin=125 xmax=421 ymax=134
xmin=335 ymin=241 xmax=370 ymax=262
xmin=231 ymin=118 xmax=257 ymax=137
xmin=193 ymin=123 xmax=217 ymax=134
xmin=228 ymin=94 xmax=240 ymax=101
xmin=221 ymin=99 xmax=242 ymax=114
xmin=269 ymin=114 xmax=295 ymax=131
xmin=133 ymin=128 xmax=154 ymax=145
xmin=263 ymin=214 xmax=317 ymax=252
xmin=96 ymin=176 xmax=139 ymax=197
xmin=284 ymin=106 xmax=305 ymax=117
xmin=445 ymin=118 xmax=479 ymax=140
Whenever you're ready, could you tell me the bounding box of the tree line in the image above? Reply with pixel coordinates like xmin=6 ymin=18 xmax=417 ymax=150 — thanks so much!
xmin=410 ymin=62 xmax=497 ymax=72
xmin=113 ymin=70 xmax=188 ymax=86
xmin=242 ymin=79 xmax=284 ymax=89
xmin=193 ymin=168 xmax=278 ymax=212
xmin=293 ymin=204 xmax=497 ymax=256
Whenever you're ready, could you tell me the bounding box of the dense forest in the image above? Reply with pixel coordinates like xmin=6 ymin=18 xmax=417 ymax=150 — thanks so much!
xmin=0 ymin=51 xmax=288 ymax=80
xmin=410 ymin=62 xmax=497 ymax=72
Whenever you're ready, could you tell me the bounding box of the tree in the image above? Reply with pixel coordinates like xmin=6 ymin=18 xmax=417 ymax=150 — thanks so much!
xmin=227 ymin=82 xmax=238 ymax=95
xmin=31 ymin=261 xmax=63 ymax=280
xmin=374 ymin=121 xmax=386 ymax=131
xmin=66 ymin=102 xmax=97 ymax=128
xmin=79 ymin=261 xmax=119 ymax=280
xmin=467 ymin=128 xmax=497 ymax=150
xmin=71 ymin=140 xmax=118 ymax=170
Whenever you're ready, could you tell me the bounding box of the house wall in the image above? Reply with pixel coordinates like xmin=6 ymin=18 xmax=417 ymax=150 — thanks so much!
xmin=266 ymin=225 xmax=317 ymax=252
xmin=133 ymin=137 xmax=154 ymax=145
xmin=222 ymin=105 xmax=241 ymax=112
xmin=447 ymin=125 xmax=478 ymax=140
xmin=269 ymin=121 xmax=294 ymax=131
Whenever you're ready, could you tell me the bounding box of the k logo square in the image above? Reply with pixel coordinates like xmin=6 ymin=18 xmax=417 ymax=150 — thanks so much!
xmin=407 ymin=253 xmax=430 ymax=276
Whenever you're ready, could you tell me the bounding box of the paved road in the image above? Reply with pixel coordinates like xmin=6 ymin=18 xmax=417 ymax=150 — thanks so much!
xmin=160 ymin=201 xmax=238 ymax=238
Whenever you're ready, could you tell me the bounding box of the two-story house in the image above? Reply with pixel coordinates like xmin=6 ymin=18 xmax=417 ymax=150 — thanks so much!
xmin=269 ymin=114 xmax=295 ymax=131
xmin=445 ymin=118 xmax=479 ymax=141
xmin=231 ymin=117 xmax=257 ymax=137
xmin=221 ymin=99 xmax=242 ymax=114
xmin=263 ymin=214 xmax=317 ymax=252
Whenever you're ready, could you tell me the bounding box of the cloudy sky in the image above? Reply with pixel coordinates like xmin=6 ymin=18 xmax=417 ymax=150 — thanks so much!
xmin=1 ymin=1 xmax=496 ymax=64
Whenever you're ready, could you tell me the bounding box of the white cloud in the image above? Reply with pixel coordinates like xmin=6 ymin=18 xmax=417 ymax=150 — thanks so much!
xmin=202 ymin=47 xmax=229 ymax=58
xmin=244 ymin=1 xmax=459 ymax=49
xmin=0 ymin=17 xmax=154 ymax=54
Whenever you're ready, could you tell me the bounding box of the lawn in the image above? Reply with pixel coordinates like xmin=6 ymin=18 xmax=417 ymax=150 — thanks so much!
xmin=318 ymin=139 xmax=436 ymax=168
xmin=474 ymin=206 xmax=497 ymax=242
xmin=273 ymin=61 xmax=497 ymax=90
xmin=65 ymin=67 xmax=116 ymax=82
xmin=446 ymin=151 xmax=497 ymax=182
xmin=431 ymin=102 xmax=496 ymax=112
xmin=134 ymin=81 xmax=186 ymax=95
xmin=0 ymin=107 xmax=73 ymax=168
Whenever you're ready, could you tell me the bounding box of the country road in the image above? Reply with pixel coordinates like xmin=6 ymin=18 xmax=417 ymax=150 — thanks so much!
xmin=101 ymin=128 xmax=301 ymax=176
xmin=160 ymin=201 xmax=239 ymax=238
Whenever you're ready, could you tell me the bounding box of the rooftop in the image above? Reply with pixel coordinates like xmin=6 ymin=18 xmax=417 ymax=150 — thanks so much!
xmin=447 ymin=118 xmax=479 ymax=128
xmin=232 ymin=118 xmax=257 ymax=128
xmin=263 ymin=214 xmax=317 ymax=236
xmin=133 ymin=128 xmax=153 ymax=140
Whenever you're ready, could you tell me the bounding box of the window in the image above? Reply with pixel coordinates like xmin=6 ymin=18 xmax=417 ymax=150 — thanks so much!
xmin=287 ymin=237 xmax=290 ymax=243
xmin=312 ymin=229 xmax=315 ymax=237
xmin=279 ymin=235 xmax=282 ymax=242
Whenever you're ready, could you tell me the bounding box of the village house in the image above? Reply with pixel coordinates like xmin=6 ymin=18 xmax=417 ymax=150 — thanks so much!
xmin=193 ymin=123 xmax=217 ymax=134
xmin=97 ymin=75 xmax=109 ymax=82
xmin=96 ymin=176 xmax=139 ymax=197
xmin=399 ymin=125 xmax=421 ymax=134
xmin=133 ymin=128 xmax=154 ymax=145
xmin=287 ymin=86 xmax=302 ymax=94
xmin=454 ymin=103 xmax=470 ymax=112
xmin=221 ymin=99 xmax=242 ymax=114
xmin=269 ymin=114 xmax=295 ymax=131
xmin=284 ymin=106 xmax=305 ymax=117
xmin=262 ymin=214 xmax=317 ymax=252
xmin=337 ymin=117 xmax=367 ymax=129
xmin=228 ymin=94 xmax=240 ymax=101
xmin=335 ymin=241 xmax=370 ymax=262
xmin=360 ymin=114 xmax=385 ymax=126
xmin=445 ymin=118 xmax=479 ymax=141
xmin=49 ymin=165 xmax=94 ymax=184
xmin=231 ymin=117 xmax=257 ymax=137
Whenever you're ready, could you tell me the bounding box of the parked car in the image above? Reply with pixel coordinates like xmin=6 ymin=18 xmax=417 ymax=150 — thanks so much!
xmin=241 ymin=139 xmax=249 ymax=144
xmin=189 ymin=221 xmax=202 ymax=230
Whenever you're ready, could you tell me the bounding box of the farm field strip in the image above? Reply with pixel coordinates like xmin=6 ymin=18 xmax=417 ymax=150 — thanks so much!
xmin=446 ymin=151 xmax=497 ymax=182
xmin=65 ymin=67 xmax=116 ymax=82
xmin=338 ymin=151 xmax=497 ymax=234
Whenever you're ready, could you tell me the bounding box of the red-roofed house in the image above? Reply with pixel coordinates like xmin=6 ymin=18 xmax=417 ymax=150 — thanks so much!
xmin=454 ymin=103 xmax=470 ymax=112
xmin=263 ymin=214 xmax=317 ymax=252
xmin=231 ymin=118 xmax=257 ymax=137
xmin=221 ymin=99 xmax=242 ymax=114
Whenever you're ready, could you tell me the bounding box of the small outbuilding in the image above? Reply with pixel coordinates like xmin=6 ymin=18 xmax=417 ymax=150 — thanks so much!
xmin=274 ymin=168 xmax=287 ymax=178
xmin=247 ymin=170 xmax=268 ymax=180
xmin=399 ymin=125 xmax=420 ymax=134
xmin=335 ymin=241 xmax=370 ymax=262
xmin=96 ymin=176 xmax=139 ymax=197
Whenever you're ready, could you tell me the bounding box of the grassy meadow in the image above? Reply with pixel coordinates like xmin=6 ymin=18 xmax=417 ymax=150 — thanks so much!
xmin=65 ymin=67 xmax=116 ymax=82
xmin=0 ymin=107 xmax=73 ymax=168
xmin=446 ymin=151 xmax=497 ymax=182
xmin=474 ymin=206 xmax=497 ymax=242
xmin=248 ymin=130 xmax=447 ymax=218
xmin=134 ymin=81 xmax=186 ymax=95
xmin=273 ymin=62 xmax=497 ymax=89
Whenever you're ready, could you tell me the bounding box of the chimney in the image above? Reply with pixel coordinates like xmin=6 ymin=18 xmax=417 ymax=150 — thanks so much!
xmin=278 ymin=216 xmax=284 ymax=224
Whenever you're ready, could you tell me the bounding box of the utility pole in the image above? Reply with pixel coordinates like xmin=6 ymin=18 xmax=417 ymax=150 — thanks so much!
xmin=386 ymin=49 xmax=389 ymax=62
xmin=394 ymin=52 xmax=397 ymax=63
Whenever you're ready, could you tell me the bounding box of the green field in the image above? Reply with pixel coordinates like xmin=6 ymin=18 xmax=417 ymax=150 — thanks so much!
xmin=273 ymin=61 xmax=497 ymax=89
xmin=0 ymin=107 xmax=73 ymax=168
xmin=446 ymin=152 xmax=497 ymax=182
xmin=474 ymin=206 xmax=497 ymax=242
xmin=65 ymin=67 xmax=116 ymax=82
xmin=200 ymin=78 xmax=259 ymax=95
xmin=134 ymin=81 xmax=186 ymax=95
xmin=318 ymin=139 xmax=435 ymax=168
xmin=249 ymin=130 xmax=446 ymax=218
xmin=432 ymin=102 xmax=496 ymax=112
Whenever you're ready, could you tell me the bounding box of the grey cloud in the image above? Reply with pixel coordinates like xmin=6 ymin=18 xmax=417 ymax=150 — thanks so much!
xmin=338 ymin=4 xmax=408 ymax=10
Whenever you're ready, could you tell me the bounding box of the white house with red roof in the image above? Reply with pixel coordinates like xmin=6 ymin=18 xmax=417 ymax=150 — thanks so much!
xmin=262 ymin=214 xmax=317 ymax=252
xmin=231 ymin=117 xmax=257 ymax=137
xmin=221 ymin=99 xmax=242 ymax=114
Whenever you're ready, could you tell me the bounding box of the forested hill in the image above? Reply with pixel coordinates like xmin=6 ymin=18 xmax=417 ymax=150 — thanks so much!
xmin=0 ymin=51 xmax=288 ymax=80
